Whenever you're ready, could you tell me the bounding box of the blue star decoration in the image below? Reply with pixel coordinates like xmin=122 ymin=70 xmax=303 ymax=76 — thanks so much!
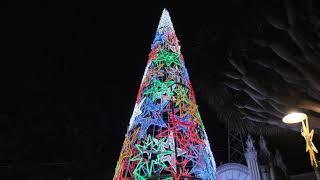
xmin=190 ymin=147 xmax=216 ymax=179
xmin=185 ymin=144 xmax=202 ymax=164
xmin=134 ymin=97 xmax=169 ymax=139
xmin=151 ymin=31 xmax=167 ymax=49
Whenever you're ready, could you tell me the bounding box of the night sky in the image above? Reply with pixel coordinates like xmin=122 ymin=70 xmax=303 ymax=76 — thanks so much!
xmin=2 ymin=0 xmax=316 ymax=179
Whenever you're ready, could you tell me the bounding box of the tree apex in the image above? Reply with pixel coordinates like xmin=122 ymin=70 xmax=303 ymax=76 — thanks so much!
xmin=157 ymin=8 xmax=175 ymax=33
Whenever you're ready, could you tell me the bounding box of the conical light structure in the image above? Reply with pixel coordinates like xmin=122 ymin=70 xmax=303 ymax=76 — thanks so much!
xmin=114 ymin=9 xmax=216 ymax=179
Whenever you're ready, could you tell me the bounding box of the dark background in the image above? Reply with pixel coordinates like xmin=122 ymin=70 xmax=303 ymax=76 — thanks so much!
xmin=2 ymin=0 xmax=315 ymax=179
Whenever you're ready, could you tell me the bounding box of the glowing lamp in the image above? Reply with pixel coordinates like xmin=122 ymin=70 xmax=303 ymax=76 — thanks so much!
xmin=282 ymin=112 xmax=319 ymax=169
xmin=282 ymin=112 xmax=307 ymax=124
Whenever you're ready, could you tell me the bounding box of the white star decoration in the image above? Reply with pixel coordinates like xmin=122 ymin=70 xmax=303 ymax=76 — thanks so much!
xmin=128 ymin=97 xmax=145 ymax=131
xmin=156 ymin=131 xmax=186 ymax=172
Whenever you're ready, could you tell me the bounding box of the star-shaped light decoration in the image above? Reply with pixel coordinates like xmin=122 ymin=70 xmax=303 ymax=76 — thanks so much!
xmin=143 ymin=79 xmax=175 ymax=101
xmin=130 ymin=135 xmax=173 ymax=178
xmin=183 ymin=101 xmax=199 ymax=121
xmin=184 ymin=144 xmax=202 ymax=164
xmin=190 ymin=147 xmax=216 ymax=179
xmin=133 ymin=97 xmax=169 ymax=139
xmin=128 ymin=97 xmax=146 ymax=131
xmin=153 ymin=49 xmax=182 ymax=68
xmin=148 ymin=48 xmax=159 ymax=64
xmin=114 ymin=128 xmax=140 ymax=179
xmin=169 ymin=110 xmax=193 ymax=133
xmin=188 ymin=124 xmax=205 ymax=145
xmin=173 ymin=118 xmax=204 ymax=149
xmin=143 ymin=66 xmax=165 ymax=85
xmin=165 ymin=66 xmax=182 ymax=83
xmin=301 ymin=121 xmax=318 ymax=167
xmin=166 ymin=31 xmax=180 ymax=53
xmin=156 ymin=121 xmax=183 ymax=142
xmin=173 ymin=85 xmax=190 ymax=108
xmin=166 ymin=113 xmax=203 ymax=151
xmin=151 ymin=31 xmax=167 ymax=49
xmin=155 ymin=131 xmax=186 ymax=173
xmin=123 ymin=128 xmax=140 ymax=159
xmin=173 ymin=114 xmax=192 ymax=133
xmin=174 ymin=158 xmax=192 ymax=179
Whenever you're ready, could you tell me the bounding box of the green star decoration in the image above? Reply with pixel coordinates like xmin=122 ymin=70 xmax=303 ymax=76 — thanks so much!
xmin=130 ymin=135 xmax=173 ymax=179
xmin=153 ymin=49 xmax=182 ymax=68
xmin=143 ymin=79 xmax=175 ymax=101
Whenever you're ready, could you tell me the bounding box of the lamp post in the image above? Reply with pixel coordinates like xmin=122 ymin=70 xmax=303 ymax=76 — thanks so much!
xmin=282 ymin=112 xmax=319 ymax=179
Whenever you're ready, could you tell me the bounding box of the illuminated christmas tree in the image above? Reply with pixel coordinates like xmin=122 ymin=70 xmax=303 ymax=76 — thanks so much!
xmin=113 ymin=8 xmax=216 ymax=179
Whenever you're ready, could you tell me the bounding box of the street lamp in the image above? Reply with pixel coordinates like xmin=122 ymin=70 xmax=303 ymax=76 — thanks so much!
xmin=282 ymin=112 xmax=307 ymax=124
xmin=282 ymin=112 xmax=318 ymax=167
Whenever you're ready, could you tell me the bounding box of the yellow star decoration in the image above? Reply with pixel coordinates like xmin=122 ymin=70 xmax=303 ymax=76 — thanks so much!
xmin=188 ymin=101 xmax=199 ymax=120
xmin=173 ymin=85 xmax=190 ymax=116
xmin=179 ymin=99 xmax=198 ymax=122
xmin=301 ymin=119 xmax=318 ymax=167
xmin=114 ymin=128 xmax=140 ymax=178
xmin=171 ymin=84 xmax=199 ymax=121
xmin=123 ymin=128 xmax=140 ymax=158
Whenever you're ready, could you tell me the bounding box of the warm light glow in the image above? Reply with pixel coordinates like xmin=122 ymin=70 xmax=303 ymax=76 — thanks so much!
xmin=282 ymin=112 xmax=307 ymax=124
